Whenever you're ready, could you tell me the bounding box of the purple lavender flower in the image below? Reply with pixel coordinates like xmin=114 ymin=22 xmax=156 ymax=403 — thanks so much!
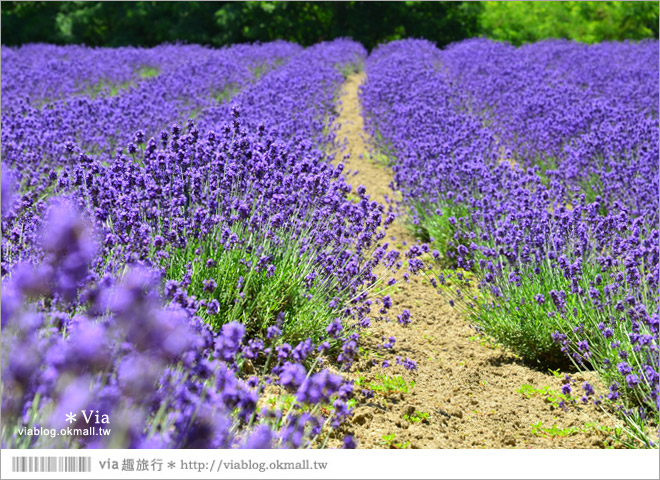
xmin=582 ymin=382 xmax=595 ymax=396
xmin=617 ymin=362 xmax=633 ymax=375
xmin=342 ymin=435 xmax=357 ymax=449
xmin=202 ymin=278 xmax=217 ymax=293
xmin=242 ymin=425 xmax=273 ymax=449
xmin=296 ymin=370 xmax=343 ymax=404
xmin=396 ymin=356 xmax=418 ymax=371
xmin=625 ymin=374 xmax=640 ymax=389
xmin=397 ymin=309 xmax=411 ymax=326
xmin=279 ymin=362 xmax=307 ymax=391
xmin=325 ymin=318 xmax=343 ymax=339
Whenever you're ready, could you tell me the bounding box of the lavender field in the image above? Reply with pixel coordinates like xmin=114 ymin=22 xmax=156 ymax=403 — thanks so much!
xmin=1 ymin=38 xmax=658 ymax=450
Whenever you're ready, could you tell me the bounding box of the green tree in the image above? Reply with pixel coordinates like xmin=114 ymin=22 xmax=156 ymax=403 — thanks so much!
xmin=479 ymin=1 xmax=659 ymax=45
xmin=213 ymin=2 xmax=481 ymax=49
xmin=2 ymin=1 xmax=480 ymax=48
xmin=1 ymin=1 xmax=63 ymax=44
xmin=2 ymin=1 xmax=657 ymax=48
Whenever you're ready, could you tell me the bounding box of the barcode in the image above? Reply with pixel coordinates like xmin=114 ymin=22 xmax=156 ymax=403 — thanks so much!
xmin=11 ymin=456 xmax=92 ymax=473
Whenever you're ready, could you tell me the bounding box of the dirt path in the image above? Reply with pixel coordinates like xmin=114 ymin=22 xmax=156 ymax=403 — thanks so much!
xmin=333 ymin=72 xmax=617 ymax=449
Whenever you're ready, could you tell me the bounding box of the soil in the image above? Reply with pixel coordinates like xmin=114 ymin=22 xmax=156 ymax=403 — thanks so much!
xmin=332 ymin=72 xmax=619 ymax=449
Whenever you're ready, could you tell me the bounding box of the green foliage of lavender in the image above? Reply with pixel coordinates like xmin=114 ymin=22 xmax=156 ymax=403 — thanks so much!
xmin=163 ymin=212 xmax=366 ymax=346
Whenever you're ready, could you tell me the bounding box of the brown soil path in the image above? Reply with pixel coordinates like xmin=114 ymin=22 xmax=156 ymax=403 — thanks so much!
xmin=333 ymin=72 xmax=617 ymax=449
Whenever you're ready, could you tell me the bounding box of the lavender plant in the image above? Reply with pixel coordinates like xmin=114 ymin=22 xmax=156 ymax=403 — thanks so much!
xmin=0 ymin=196 xmax=356 ymax=448
xmin=361 ymin=38 xmax=659 ymax=447
xmin=2 ymin=39 xmax=386 ymax=449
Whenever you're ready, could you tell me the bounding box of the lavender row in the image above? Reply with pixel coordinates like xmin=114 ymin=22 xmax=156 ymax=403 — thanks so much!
xmin=1 ymin=42 xmax=299 ymax=169
xmin=1 ymin=41 xmax=297 ymax=273
xmin=1 ymin=42 xmax=300 ymax=106
xmin=361 ymin=39 xmax=658 ymax=446
xmin=2 ymin=40 xmax=391 ymax=449
xmin=2 ymin=44 xmax=148 ymax=103
xmin=442 ymin=39 xmax=659 ymax=221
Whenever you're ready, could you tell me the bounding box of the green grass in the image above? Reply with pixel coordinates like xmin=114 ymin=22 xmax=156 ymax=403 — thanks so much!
xmin=468 ymin=333 xmax=498 ymax=350
xmin=412 ymin=198 xmax=474 ymax=268
xmin=161 ymin=220 xmax=345 ymax=345
xmin=83 ymin=65 xmax=159 ymax=99
xmin=517 ymin=384 xmax=572 ymax=409
xmin=530 ymin=420 xmax=625 ymax=445
xmin=370 ymin=132 xmax=398 ymax=166
xmin=250 ymin=61 xmax=274 ymax=80
xmin=403 ymin=411 xmax=431 ymax=424
xmin=212 ymin=84 xmax=240 ymax=103
xmin=336 ymin=59 xmax=363 ymax=79
xmin=380 ymin=433 xmax=410 ymax=449
xmin=530 ymin=421 xmax=580 ymax=438
xmin=153 ymin=194 xmax=380 ymax=347
xmin=356 ymin=374 xmax=415 ymax=395
xmin=363 ymin=151 xmax=391 ymax=168
xmin=86 ymin=78 xmax=133 ymax=98
xmin=455 ymin=271 xmax=572 ymax=370
xmin=138 ymin=66 xmax=160 ymax=79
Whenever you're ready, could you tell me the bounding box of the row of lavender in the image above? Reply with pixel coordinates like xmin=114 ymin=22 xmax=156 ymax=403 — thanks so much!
xmin=2 ymin=41 xmax=299 ymax=271
xmin=444 ymin=39 xmax=659 ymax=221
xmin=1 ymin=42 xmax=299 ymax=179
xmin=361 ymin=39 xmax=658 ymax=446
xmin=1 ymin=40 xmax=393 ymax=448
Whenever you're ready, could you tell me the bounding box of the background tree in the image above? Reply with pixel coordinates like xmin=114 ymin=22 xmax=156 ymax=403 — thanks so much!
xmin=480 ymin=1 xmax=659 ymax=45
xmin=1 ymin=1 xmax=657 ymax=48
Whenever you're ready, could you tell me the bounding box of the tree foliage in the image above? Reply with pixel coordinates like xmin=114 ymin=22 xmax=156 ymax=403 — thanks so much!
xmin=0 ymin=1 xmax=479 ymax=49
xmin=480 ymin=1 xmax=659 ymax=45
xmin=1 ymin=1 xmax=657 ymax=48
